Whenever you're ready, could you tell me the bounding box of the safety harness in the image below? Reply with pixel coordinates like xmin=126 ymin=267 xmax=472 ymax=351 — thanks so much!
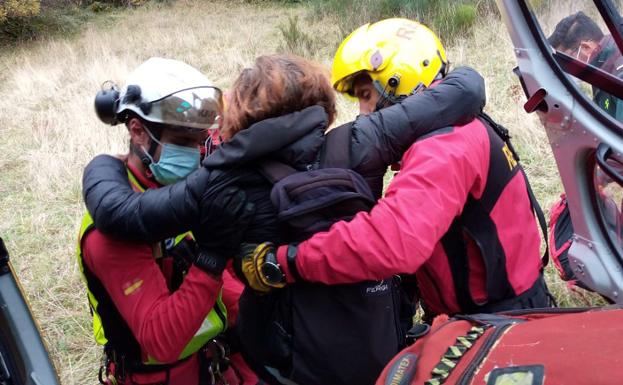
xmin=428 ymin=113 xmax=550 ymax=314
xmin=76 ymin=168 xmax=230 ymax=385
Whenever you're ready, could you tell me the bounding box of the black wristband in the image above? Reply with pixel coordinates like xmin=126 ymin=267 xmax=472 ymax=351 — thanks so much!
xmin=287 ymin=244 xmax=303 ymax=282
xmin=194 ymin=250 xmax=228 ymax=277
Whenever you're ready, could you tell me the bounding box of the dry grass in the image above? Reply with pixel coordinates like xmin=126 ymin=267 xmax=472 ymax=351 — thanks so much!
xmin=0 ymin=2 xmax=329 ymax=383
xmin=449 ymin=4 xmax=607 ymax=308
xmin=0 ymin=1 xmax=607 ymax=383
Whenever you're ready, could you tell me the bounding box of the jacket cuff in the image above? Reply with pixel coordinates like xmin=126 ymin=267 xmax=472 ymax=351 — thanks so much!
xmin=189 ymin=264 xmax=223 ymax=285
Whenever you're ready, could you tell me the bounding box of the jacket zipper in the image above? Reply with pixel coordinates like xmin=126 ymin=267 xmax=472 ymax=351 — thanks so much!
xmin=455 ymin=323 xmax=514 ymax=385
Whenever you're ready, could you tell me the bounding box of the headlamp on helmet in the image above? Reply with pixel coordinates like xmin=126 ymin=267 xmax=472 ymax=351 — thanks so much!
xmin=94 ymin=57 xmax=223 ymax=132
xmin=94 ymin=81 xmax=121 ymax=125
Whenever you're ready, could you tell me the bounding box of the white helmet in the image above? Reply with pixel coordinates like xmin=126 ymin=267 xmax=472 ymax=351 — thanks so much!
xmin=95 ymin=57 xmax=222 ymax=131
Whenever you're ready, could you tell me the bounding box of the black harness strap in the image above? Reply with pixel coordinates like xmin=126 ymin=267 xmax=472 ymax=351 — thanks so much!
xmin=80 ymin=227 xmax=144 ymax=366
xmin=479 ymin=112 xmax=549 ymax=268
xmin=258 ymin=122 xmax=353 ymax=186
xmin=462 ymin=197 xmax=517 ymax=304
xmin=81 ymin=226 xmax=203 ymax=384
xmin=167 ymin=237 xmax=196 ymax=291
xmin=524 ymin=174 xmax=550 ymax=267
xmin=442 ymin=199 xmax=516 ymax=313
xmin=431 ymin=113 xmax=546 ymax=313
xmin=441 ymin=220 xmax=472 ymax=311
xmin=256 ymin=160 xmax=298 ymax=184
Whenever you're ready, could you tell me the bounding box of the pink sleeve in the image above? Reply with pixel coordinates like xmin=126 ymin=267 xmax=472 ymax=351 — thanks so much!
xmin=83 ymin=230 xmax=222 ymax=363
xmin=291 ymin=124 xmax=489 ymax=284
xmin=221 ymin=264 xmax=244 ymax=326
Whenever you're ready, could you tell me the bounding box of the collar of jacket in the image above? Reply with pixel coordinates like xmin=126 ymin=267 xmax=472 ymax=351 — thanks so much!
xmin=203 ymin=105 xmax=328 ymax=170
xmin=592 ymin=35 xmax=618 ymax=69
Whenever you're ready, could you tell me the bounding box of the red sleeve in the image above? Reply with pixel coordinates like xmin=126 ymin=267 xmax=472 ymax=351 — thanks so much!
xmin=289 ymin=123 xmax=489 ymax=284
xmin=221 ymin=263 xmax=244 ymax=326
xmin=83 ymin=230 xmax=222 ymax=363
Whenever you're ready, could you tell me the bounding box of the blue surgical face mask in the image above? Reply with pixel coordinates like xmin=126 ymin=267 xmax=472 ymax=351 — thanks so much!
xmin=142 ymin=127 xmax=200 ymax=185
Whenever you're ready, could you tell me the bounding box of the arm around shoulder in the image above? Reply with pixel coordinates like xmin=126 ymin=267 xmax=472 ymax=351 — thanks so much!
xmin=350 ymin=66 xmax=486 ymax=175
xmin=82 ymin=154 xmax=206 ymax=242
xmin=295 ymin=126 xmax=488 ymax=284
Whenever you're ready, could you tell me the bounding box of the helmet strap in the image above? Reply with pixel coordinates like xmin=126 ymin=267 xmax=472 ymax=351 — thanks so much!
xmin=132 ymin=124 xmax=163 ymax=167
xmin=145 ymin=126 xmax=162 ymax=159
xmin=437 ymin=51 xmax=449 ymax=77
xmin=130 ymin=142 xmax=153 ymax=167
xmin=373 ymin=80 xmax=400 ymax=111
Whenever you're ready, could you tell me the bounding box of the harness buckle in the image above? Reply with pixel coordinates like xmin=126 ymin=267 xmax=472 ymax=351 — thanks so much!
xmin=98 ymin=354 xmax=119 ymax=385
xmin=208 ymin=364 xmax=216 ymax=385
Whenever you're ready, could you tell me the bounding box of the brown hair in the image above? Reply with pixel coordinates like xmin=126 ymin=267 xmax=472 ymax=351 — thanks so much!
xmin=221 ymin=54 xmax=336 ymax=139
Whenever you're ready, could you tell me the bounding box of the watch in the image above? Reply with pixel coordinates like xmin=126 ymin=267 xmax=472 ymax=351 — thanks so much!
xmin=260 ymin=250 xmax=285 ymax=285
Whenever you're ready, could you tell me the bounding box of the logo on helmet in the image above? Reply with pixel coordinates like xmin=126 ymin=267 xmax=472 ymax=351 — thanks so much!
xmin=371 ymin=50 xmax=384 ymax=71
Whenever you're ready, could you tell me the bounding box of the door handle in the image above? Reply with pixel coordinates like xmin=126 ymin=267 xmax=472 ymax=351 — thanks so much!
xmin=596 ymin=143 xmax=623 ymax=185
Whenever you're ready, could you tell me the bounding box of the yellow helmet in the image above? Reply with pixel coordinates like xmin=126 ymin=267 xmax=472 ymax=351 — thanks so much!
xmin=331 ymin=18 xmax=448 ymax=99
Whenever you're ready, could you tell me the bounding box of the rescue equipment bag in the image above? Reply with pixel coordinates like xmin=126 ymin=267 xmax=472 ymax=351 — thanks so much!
xmin=376 ymin=306 xmax=623 ymax=385
xmin=548 ymin=194 xmax=578 ymax=285
xmin=237 ymin=124 xmax=405 ymax=385
xmin=548 ymin=190 xmax=622 ymax=294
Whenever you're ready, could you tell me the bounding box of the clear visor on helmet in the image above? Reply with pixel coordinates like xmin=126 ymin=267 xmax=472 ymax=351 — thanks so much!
xmin=335 ymin=77 xmax=354 ymax=95
xmin=150 ymin=86 xmax=223 ymax=130
xmin=335 ymin=71 xmax=368 ymax=100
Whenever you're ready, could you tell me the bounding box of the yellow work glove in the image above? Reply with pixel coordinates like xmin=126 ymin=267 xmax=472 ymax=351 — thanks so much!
xmin=235 ymin=242 xmax=286 ymax=293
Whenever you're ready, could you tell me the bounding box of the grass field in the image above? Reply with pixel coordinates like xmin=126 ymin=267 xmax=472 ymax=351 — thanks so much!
xmin=0 ymin=1 xmax=608 ymax=383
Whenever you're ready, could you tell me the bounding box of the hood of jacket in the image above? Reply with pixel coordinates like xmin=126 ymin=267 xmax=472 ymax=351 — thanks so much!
xmin=203 ymin=105 xmax=328 ymax=171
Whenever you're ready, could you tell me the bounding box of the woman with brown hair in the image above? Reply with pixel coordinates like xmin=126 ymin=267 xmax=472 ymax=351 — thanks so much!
xmin=82 ymin=53 xmax=486 ymax=384
xmin=222 ymin=55 xmax=336 ymax=139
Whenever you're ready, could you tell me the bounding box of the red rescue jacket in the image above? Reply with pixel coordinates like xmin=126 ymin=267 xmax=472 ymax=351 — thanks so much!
xmin=81 ymin=165 xmax=257 ymax=385
xmin=278 ymin=118 xmax=543 ymax=316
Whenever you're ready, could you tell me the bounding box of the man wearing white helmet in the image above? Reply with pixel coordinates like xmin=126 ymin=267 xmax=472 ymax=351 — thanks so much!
xmin=78 ymin=57 xmax=257 ymax=384
xmin=240 ymin=19 xmax=554 ymax=320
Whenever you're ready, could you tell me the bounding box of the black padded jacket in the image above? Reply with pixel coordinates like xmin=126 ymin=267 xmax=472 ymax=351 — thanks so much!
xmin=82 ymin=66 xmax=486 ymax=244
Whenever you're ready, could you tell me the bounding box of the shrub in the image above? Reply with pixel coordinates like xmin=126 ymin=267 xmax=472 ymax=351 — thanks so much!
xmin=0 ymin=0 xmax=41 ymax=23
xmin=0 ymin=4 xmax=94 ymax=42
xmin=308 ymin=0 xmax=489 ymax=43
xmin=0 ymin=0 xmax=152 ymax=44
xmin=278 ymin=14 xmax=318 ymax=57
xmin=0 ymin=0 xmax=42 ymax=40
xmin=433 ymin=3 xmax=477 ymax=41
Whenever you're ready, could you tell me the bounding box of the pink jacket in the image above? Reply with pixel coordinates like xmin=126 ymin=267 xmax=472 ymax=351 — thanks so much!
xmin=278 ymin=118 xmax=542 ymax=315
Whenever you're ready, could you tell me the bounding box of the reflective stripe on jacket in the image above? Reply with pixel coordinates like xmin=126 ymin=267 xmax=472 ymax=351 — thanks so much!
xmin=76 ymin=167 xmax=227 ymax=366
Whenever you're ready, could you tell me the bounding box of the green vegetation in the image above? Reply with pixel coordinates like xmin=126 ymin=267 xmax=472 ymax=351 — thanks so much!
xmin=0 ymin=0 xmax=40 ymax=40
xmin=306 ymin=0 xmax=493 ymax=41
xmin=277 ymin=15 xmax=318 ymax=57
xmin=1 ymin=5 xmax=92 ymax=42
xmin=276 ymin=0 xmax=496 ymax=58
xmin=0 ymin=0 xmax=156 ymax=45
xmin=0 ymin=0 xmax=40 ymax=23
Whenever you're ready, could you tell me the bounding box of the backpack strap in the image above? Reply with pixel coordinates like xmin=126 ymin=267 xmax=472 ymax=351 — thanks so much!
xmin=320 ymin=123 xmax=352 ymax=169
xmin=256 ymin=159 xmax=298 ymax=184
xmin=479 ymin=112 xmax=549 ymax=268
xmin=259 ymin=122 xmax=352 ymax=183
